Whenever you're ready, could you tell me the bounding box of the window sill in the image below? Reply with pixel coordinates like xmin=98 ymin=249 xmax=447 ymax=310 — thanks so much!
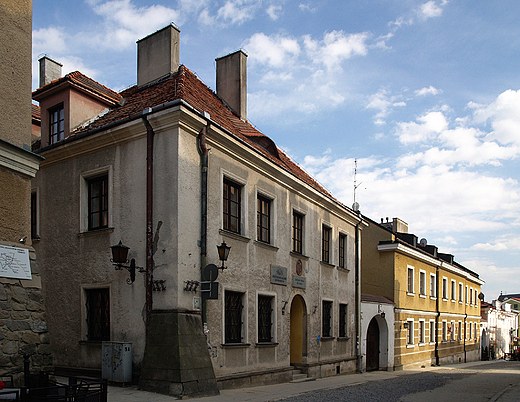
xmin=290 ymin=251 xmax=310 ymax=260
xmin=442 ymin=298 xmax=448 ymax=302
xmin=254 ymin=240 xmax=279 ymax=251
xmin=219 ymin=229 xmax=250 ymax=243
xmin=78 ymin=227 xmax=114 ymax=237
xmin=221 ymin=343 xmax=251 ymax=348
xmin=79 ymin=340 xmax=104 ymax=345
xmin=419 ymin=294 xmax=426 ymax=298
xmin=320 ymin=336 xmax=335 ymax=341
xmin=407 ymin=292 xmax=415 ymax=297
xmin=320 ymin=261 xmax=335 ymax=269
xmin=418 ymin=342 xmax=427 ymax=347
xmin=430 ymin=297 xmax=437 ymax=300
xmin=337 ymin=266 xmax=350 ymax=272
xmin=255 ymin=342 xmax=279 ymax=347
xmin=451 ymin=300 xmax=456 ymax=303
xmin=337 ymin=337 xmax=350 ymax=341
xmin=406 ymin=344 xmax=415 ymax=348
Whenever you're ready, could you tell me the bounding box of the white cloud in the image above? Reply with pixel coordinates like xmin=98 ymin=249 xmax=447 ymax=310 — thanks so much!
xmin=216 ymin=0 xmax=258 ymax=25
xmin=418 ymin=1 xmax=445 ymax=20
xmin=415 ymin=86 xmax=442 ymax=96
xmin=33 ymin=27 xmax=68 ymax=55
xmin=396 ymin=111 xmax=448 ymax=144
xmin=471 ymin=242 xmax=508 ymax=251
xmin=303 ymin=31 xmax=368 ymax=71
xmin=365 ymin=88 xmax=407 ymax=124
xmin=266 ymin=5 xmax=282 ymax=20
xmin=244 ymin=33 xmax=300 ymax=68
xmin=298 ymin=3 xmax=316 ymax=13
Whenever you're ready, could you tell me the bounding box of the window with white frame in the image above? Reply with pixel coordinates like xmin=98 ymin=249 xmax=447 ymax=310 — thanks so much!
xmin=429 ymin=320 xmax=435 ymax=343
xmin=430 ymin=274 xmax=437 ymax=298
xmin=442 ymin=321 xmax=447 ymax=341
xmin=450 ymin=321 xmax=455 ymax=341
xmin=257 ymin=294 xmax=274 ymax=343
xmin=407 ymin=266 xmax=415 ymax=294
xmin=80 ymin=167 xmax=112 ymax=233
xmin=419 ymin=320 xmax=425 ymax=344
xmin=458 ymin=321 xmax=462 ymax=341
xmin=475 ymin=289 xmax=478 ymax=306
xmin=465 ymin=285 xmax=468 ymax=304
xmin=419 ymin=271 xmax=426 ymax=296
xmin=407 ymin=319 xmax=414 ymax=345
xmin=470 ymin=287 xmax=473 ymax=305
xmin=442 ymin=277 xmax=448 ymax=300
xmin=225 ymin=290 xmax=245 ymax=344
xmin=451 ymin=280 xmax=456 ymax=301
xmin=459 ymin=282 xmax=463 ymax=302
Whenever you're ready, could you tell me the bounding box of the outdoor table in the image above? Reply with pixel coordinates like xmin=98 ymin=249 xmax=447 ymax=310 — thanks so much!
xmin=0 ymin=389 xmax=19 ymax=401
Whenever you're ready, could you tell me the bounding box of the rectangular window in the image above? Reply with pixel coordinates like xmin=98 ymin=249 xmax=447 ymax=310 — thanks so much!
xmin=419 ymin=320 xmax=425 ymax=344
xmin=469 ymin=287 xmax=473 ymax=305
xmin=442 ymin=321 xmax=447 ymax=341
xmin=223 ymin=179 xmax=241 ymax=234
xmin=430 ymin=274 xmax=437 ymax=298
xmin=459 ymin=283 xmax=463 ymax=302
xmin=407 ymin=267 xmax=414 ymax=294
xmin=475 ymin=290 xmax=478 ymax=306
xmin=407 ymin=320 xmax=414 ymax=345
xmin=225 ymin=291 xmax=244 ymax=343
xmin=443 ymin=278 xmax=448 ymax=300
xmin=257 ymin=195 xmax=271 ymax=243
xmin=339 ymin=304 xmax=348 ymax=338
xmin=49 ymin=104 xmax=64 ymax=144
xmin=458 ymin=321 xmax=462 ymax=340
xmin=322 ymin=300 xmax=332 ymax=337
xmin=450 ymin=322 xmax=455 ymax=341
xmin=451 ymin=280 xmax=456 ymax=301
xmin=429 ymin=320 xmax=435 ymax=343
xmin=87 ymin=175 xmax=108 ymax=231
xmin=465 ymin=285 xmax=468 ymax=304
xmin=338 ymin=233 xmax=347 ymax=268
xmin=419 ymin=271 xmax=426 ymax=296
xmin=31 ymin=191 xmax=39 ymax=239
xmin=258 ymin=295 xmax=273 ymax=343
xmin=85 ymin=288 xmax=110 ymax=341
xmin=322 ymin=225 xmax=331 ymax=263
xmin=292 ymin=211 xmax=303 ymax=254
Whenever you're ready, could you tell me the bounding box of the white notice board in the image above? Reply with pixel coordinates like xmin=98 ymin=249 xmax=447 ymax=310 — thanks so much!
xmin=0 ymin=245 xmax=32 ymax=280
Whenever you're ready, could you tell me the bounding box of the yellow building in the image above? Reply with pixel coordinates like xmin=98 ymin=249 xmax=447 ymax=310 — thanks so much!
xmin=362 ymin=217 xmax=484 ymax=370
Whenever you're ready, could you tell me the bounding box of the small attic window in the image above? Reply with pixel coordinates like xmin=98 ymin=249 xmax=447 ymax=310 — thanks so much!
xmin=49 ymin=103 xmax=64 ymax=144
xmin=251 ymin=136 xmax=278 ymax=158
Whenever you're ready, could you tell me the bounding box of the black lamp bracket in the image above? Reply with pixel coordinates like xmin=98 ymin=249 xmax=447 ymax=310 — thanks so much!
xmin=112 ymin=258 xmax=145 ymax=285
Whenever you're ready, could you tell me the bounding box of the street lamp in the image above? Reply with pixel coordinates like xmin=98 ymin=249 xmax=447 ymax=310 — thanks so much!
xmin=216 ymin=241 xmax=231 ymax=270
xmin=110 ymin=240 xmax=145 ymax=284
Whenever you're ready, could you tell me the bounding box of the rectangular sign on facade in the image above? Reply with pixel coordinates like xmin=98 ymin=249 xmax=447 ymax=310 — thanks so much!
xmin=0 ymin=245 xmax=32 ymax=280
xmin=292 ymin=275 xmax=306 ymax=289
xmin=271 ymin=265 xmax=287 ymax=285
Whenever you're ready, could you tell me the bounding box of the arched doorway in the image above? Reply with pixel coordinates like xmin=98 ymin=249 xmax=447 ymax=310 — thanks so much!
xmin=290 ymin=295 xmax=307 ymax=364
xmin=366 ymin=317 xmax=380 ymax=371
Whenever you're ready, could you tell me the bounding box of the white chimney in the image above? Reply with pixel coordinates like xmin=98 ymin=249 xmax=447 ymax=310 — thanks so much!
xmin=137 ymin=24 xmax=180 ymax=87
xmin=39 ymin=56 xmax=62 ymax=87
xmin=216 ymin=50 xmax=247 ymax=121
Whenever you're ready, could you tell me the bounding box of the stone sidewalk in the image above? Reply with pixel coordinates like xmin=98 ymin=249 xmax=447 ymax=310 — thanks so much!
xmin=105 ymin=360 xmax=510 ymax=402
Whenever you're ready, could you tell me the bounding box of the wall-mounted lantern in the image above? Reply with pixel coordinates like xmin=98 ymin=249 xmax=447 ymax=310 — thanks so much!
xmin=110 ymin=240 xmax=145 ymax=285
xmin=216 ymin=241 xmax=231 ymax=270
xmin=403 ymin=321 xmax=409 ymax=330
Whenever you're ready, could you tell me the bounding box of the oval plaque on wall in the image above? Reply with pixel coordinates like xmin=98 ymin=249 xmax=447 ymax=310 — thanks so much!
xmin=296 ymin=259 xmax=303 ymax=276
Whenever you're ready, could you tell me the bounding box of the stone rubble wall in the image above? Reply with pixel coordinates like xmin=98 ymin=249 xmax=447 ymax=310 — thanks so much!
xmin=0 ymin=246 xmax=53 ymax=386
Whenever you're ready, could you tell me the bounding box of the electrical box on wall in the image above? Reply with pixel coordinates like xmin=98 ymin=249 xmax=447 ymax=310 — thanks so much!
xmin=102 ymin=342 xmax=132 ymax=384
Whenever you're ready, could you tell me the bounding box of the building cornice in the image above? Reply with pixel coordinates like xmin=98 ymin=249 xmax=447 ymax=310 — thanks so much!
xmin=378 ymin=242 xmax=485 ymax=285
xmin=0 ymin=139 xmax=44 ymax=178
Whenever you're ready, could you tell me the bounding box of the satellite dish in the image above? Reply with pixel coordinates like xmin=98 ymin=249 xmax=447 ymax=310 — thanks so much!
xmin=352 ymin=202 xmax=360 ymax=212
xmin=419 ymin=238 xmax=427 ymax=247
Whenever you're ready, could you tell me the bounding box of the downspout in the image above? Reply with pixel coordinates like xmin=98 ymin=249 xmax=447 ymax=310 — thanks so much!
xmin=142 ymin=111 xmax=154 ymax=329
xmin=355 ymin=218 xmax=362 ymax=373
xmin=464 ymin=313 xmax=467 ymax=363
xmin=197 ymin=122 xmax=210 ymax=325
xmin=435 ymin=264 xmax=440 ymax=366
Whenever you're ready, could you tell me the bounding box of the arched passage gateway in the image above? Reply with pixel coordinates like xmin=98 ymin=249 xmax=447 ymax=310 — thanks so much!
xmin=290 ymin=295 xmax=307 ymax=364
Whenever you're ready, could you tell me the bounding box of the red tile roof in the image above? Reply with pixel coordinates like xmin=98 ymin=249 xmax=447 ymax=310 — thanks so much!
xmin=32 ymin=104 xmax=41 ymax=121
xmin=33 ymin=71 xmax=122 ymax=104
xmin=361 ymin=293 xmax=395 ymax=304
xmin=69 ymin=65 xmax=335 ymax=200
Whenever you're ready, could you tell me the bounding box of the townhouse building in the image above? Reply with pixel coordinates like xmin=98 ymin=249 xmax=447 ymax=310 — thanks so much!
xmin=481 ymin=298 xmax=519 ymax=359
xmin=0 ymin=0 xmax=51 ymax=384
xmin=31 ymin=25 xmax=365 ymax=397
xmin=361 ymin=217 xmax=484 ymax=370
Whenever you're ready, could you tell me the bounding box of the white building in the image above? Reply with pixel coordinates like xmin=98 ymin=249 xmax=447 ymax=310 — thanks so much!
xmin=481 ymin=299 xmax=519 ymax=359
xmin=32 ymin=25 xmax=365 ymax=398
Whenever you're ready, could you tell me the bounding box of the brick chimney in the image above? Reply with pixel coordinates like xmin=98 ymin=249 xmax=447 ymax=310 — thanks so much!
xmin=39 ymin=56 xmax=62 ymax=87
xmin=137 ymin=24 xmax=180 ymax=87
xmin=216 ymin=50 xmax=247 ymax=121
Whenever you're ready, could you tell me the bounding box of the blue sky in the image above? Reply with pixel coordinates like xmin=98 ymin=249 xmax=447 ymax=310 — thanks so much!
xmin=32 ymin=0 xmax=520 ymax=300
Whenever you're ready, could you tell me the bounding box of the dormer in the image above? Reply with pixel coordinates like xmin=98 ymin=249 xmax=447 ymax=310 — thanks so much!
xmin=32 ymin=56 xmax=122 ymax=148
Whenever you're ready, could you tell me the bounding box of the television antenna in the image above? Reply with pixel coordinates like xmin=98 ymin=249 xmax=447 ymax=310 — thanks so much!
xmin=352 ymin=159 xmax=361 ymax=212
